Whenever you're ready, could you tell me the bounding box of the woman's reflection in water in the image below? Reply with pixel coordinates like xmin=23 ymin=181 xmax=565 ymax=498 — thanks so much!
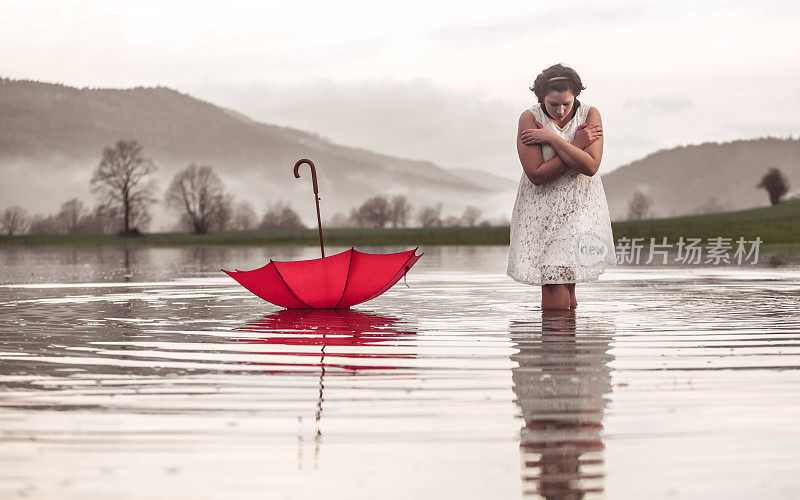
xmin=509 ymin=309 xmax=615 ymax=499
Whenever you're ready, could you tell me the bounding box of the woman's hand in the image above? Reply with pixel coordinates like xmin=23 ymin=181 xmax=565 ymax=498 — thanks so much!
xmin=520 ymin=119 xmax=555 ymax=145
xmin=572 ymin=123 xmax=603 ymax=149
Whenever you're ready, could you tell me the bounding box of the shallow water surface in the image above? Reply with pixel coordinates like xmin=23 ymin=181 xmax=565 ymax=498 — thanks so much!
xmin=1 ymin=246 xmax=800 ymax=499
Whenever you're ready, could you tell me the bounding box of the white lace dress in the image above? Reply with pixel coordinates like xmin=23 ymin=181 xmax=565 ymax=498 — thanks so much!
xmin=507 ymin=100 xmax=616 ymax=285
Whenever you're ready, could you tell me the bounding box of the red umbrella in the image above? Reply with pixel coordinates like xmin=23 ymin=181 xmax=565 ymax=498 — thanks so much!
xmin=223 ymin=159 xmax=423 ymax=309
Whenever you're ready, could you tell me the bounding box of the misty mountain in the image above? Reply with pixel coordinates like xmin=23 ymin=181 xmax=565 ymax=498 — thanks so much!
xmin=448 ymin=168 xmax=518 ymax=192
xmin=600 ymin=137 xmax=800 ymax=221
xmin=2 ymin=77 xmax=796 ymax=229
xmin=0 ymin=78 xmax=512 ymax=229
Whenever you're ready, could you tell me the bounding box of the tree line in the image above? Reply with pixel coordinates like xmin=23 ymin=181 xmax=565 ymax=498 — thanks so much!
xmin=0 ymin=140 xmax=308 ymax=236
xmin=0 ymin=139 xmax=505 ymax=236
xmin=327 ymin=197 xmax=491 ymax=229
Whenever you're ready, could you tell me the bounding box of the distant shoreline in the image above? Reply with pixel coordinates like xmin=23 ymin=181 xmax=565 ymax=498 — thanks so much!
xmin=2 ymin=200 xmax=799 ymax=265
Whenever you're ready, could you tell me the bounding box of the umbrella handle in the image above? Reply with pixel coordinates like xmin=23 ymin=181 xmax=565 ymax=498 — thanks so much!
xmin=294 ymin=158 xmax=319 ymax=194
xmin=294 ymin=158 xmax=325 ymax=258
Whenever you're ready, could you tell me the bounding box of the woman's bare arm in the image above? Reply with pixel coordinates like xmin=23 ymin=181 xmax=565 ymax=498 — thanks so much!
xmin=517 ymin=111 xmax=558 ymax=185
xmin=547 ymin=107 xmax=604 ymax=176
xmin=517 ymin=111 xmax=601 ymax=185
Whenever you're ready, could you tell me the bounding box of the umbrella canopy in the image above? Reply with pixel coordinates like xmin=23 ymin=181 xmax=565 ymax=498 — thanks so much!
xmin=223 ymin=159 xmax=423 ymax=309
xmin=223 ymin=247 xmax=423 ymax=309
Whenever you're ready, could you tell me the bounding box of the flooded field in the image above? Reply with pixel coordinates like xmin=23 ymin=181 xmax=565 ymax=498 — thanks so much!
xmin=2 ymin=246 xmax=800 ymax=499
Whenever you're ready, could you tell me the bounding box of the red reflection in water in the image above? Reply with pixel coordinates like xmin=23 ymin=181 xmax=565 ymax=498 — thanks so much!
xmin=232 ymin=308 xmax=417 ymax=372
xmin=232 ymin=309 xmax=419 ymax=469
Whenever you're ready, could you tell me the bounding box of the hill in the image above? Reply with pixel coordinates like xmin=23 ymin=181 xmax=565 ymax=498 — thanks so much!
xmin=449 ymin=168 xmax=518 ymax=192
xmin=0 ymin=78 xmax=511 ymax=229
xmin=601 ymin=137 xmax=800 ymax=221
xmin=2 ymin=77 xmax=796 ymax=228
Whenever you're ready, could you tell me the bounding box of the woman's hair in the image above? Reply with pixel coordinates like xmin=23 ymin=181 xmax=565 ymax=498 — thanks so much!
xmin=529 ymin=63 xmax=586 ymax=103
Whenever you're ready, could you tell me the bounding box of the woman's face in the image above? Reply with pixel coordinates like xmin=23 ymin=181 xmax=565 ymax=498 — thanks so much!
xmin=543 ymin=90 xmax=575 ymax=121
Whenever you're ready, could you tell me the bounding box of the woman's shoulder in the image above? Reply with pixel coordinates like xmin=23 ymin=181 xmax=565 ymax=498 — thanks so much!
xmin=521 ymin=103 xmax=541 ymax=120
xmin=579 ymin=100 xmax=598 ymax=113
xmin=577 ymin=100 xmax=599 ymax=121
xmin=519 ymin=105 xmax=539 ymax=123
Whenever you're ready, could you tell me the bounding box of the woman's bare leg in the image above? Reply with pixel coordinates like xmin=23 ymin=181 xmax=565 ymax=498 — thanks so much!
xmin=566 ymin=283 xmax=577 ymax=308
xmin=541 ymin=284 xmax=570 ymax=310
xmin=541 ymin=306 xmax=576 ymax=332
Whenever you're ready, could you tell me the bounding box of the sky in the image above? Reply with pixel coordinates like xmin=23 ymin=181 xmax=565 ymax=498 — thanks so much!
xmin=1 ymin=0 xmax=799 ymax=179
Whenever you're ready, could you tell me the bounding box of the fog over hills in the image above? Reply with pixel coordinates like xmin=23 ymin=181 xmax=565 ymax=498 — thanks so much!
xmin=1 ymin=77 xmax=796 ymax=228
xmin=0 ymin=78 xmax=514 ymax=229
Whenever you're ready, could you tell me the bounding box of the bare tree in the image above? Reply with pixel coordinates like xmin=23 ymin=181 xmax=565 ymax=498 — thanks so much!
xmin=57 ymin=198 xmax=87 ymax=234
xmin=460 ymin=206 xmax=482 ymax=227
xmin=0 ymin=206 xmax=30 ymax=235
xmin=29 ymin=214 xmax=60 ymax=235
xmin=692 ymin=197 xmax=726 ymax=216
xmin=356 ymin=196 xmax=392 ymax=228
xmin=494 ymin=215 xmax=510 ymax=227
xmin=83 ymin=204 xmax=122 ymax=234
xmin=259 ymin=201 xmax=305 ymax=230
xmin=232 ymin=200 xmax=257 ymax=231
xmin=210 ymin=193 xmax=234 ymax=232
xmin=347 ymin=207 xmax=363 ymax=228
xmin=442 ymin=215 xmax=462 ymax=227
xmin=165 ymin=164 xmax=228 ymax=234
xmin=627 ymin=190 xmax=652 ymax=220
xmin=417 ymin=203 xmax=443 ymax=228
xmin=757 ymin=167 xmax=789 ymax=206
xmin=28 ymin=203 xmax=118 ymax=236
xmin=327 ymin=211 xmax=355 ymax=229
xmin=388 ymin=195 xmax=412 ymax=228
xmin=74 ymin=205 xmax=112 ymax=235
xmin=91 ymin=139 xmax=157 ymax=235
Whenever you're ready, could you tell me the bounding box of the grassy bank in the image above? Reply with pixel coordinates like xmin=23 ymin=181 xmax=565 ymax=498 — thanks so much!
xmin=0 ymin=226 xmax=511 ymax=248
xmin=2 ymin=199 xmax=798 ymax=261
xmin=610 ymin=199 xmax=800 ymax=265
xmin=611 ymin=198 xmax=800 ymax=244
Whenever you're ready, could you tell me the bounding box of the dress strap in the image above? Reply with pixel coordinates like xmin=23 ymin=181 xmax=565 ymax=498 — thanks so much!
xmin=528 ymin=105 xmax=541 ymax=123
xmin=579 ymin=101 xmax=592 ymax=123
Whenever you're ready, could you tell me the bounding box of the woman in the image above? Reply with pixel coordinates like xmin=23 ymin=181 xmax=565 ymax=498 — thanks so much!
xmin=507 ymin=63 xmax=616 ymax=310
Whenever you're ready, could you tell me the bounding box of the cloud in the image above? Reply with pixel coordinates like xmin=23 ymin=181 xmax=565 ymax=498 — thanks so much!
xmin=430 ymin=18 xmax=547 ymax=46
xmin=179 ymin=77 xmax=524 ymax=178
xmin=622 ymin=97 xmax=692 ymax=112
xmin=429 ymin=5 xmax=652 ymax=46
xmin=178 ymin=78 xmax=697 ymax=180
xmin=723 ymin=119 xmax=800 ymax=137
xmin=611 ymin=135 xmax=660 ymax=148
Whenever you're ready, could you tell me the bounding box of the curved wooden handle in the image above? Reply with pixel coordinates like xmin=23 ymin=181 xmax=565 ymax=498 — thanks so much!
xmin=293 ymin=158 xmax=325 ymax=258
xmin=294 ymin=158 xmax=319 ymax=194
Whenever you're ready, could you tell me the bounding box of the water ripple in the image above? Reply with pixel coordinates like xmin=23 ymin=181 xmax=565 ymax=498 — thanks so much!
xmin=1 ymin=246 xmax=800 ymax=498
